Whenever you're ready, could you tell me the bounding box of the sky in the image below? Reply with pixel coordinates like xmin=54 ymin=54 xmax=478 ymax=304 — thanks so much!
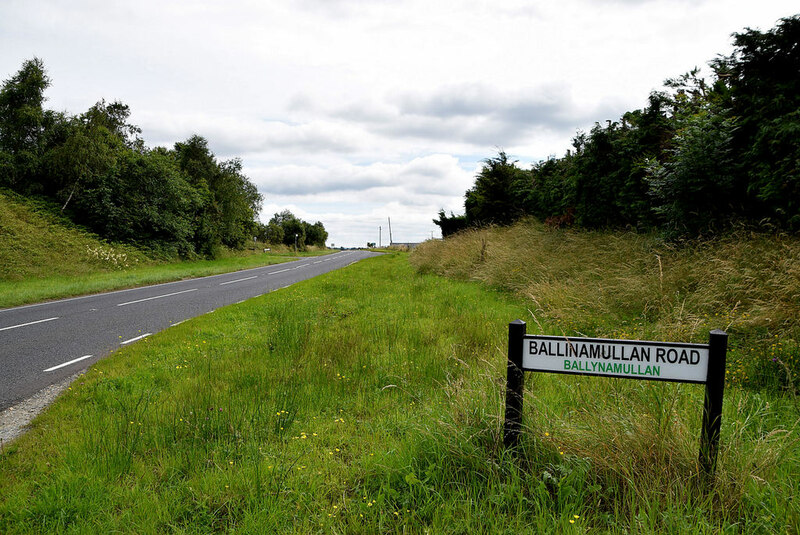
xmin=1 ymin=1 xmax=797 ymax=247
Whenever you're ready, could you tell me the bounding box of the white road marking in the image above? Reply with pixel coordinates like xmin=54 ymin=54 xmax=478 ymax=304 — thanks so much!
xmin=121 ymin=333 xmax=152 ymax=345
xmin=0 ymin=316 xmax=59 ymax=332
xmin=171 ymin=320 xmax=186 ymax=327
xmin=44 ymin=355 xmax=93 ymax=372
xmin=116 ymin=288 xmax=197 ymax=307
xmin=268 ymin=268 xmax=292 ymax=274
xmin=219 ymin=275 xmax=258 ymax=286
xmin=296 ymin=263 xmax=311 ymax=268
xmin=313 ymin=261 xmax=322 ymax=264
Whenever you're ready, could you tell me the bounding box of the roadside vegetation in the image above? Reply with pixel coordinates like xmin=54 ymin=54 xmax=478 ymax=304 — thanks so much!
xmin=412 ymin=221 xmax=800 ymax=393
xmin=0 ymin=190 xmax=328 ymax=309
xmin=0 ymin=60 xmax=328 ymax=259
xmin=435 ymin=16 xmax=800 ymax=239
xmin=1 ymin=251 xmax=797 ymax=533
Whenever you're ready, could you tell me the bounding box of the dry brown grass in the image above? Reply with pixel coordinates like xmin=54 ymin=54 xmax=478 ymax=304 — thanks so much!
xmin=411 ymin=220 xmax=800 ymax=389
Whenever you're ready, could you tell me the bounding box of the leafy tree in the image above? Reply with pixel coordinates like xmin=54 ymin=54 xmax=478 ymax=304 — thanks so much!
xmin=433 ymin=209 xmax=468 ymax=237
xmin=464 ymin=151 xmax=531 ymax=226
xmin=173 ymin=136 xmax=262 ymax=252
xmin=712 ymin=15 xmax=800 ymax=228
xmin=304 ymin=220 xmax=328 ymax=247
xmin=269 ymin=210 xmax=306 ymax=249
xmin=646 ymin=111 xmax=736 ymax=234
xmin=259 ymin=220 xmax=285 ymax=244
xmin=0 ymin=57 xmax=50 ymax=190
xmin=69 ymin=148 xmax=199 ymax=255
xmin=43 ymin=108 xmax=123 ymax=211
xmin=213 ymin=158 xmax=262 ymax=248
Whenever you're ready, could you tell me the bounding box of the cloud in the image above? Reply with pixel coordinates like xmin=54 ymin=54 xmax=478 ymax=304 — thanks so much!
xmin=327 ymin=83 xmax=627 ymax=150
xmin=136 ymin=112 xmax=366 ymax=158
xmin=250 ymin=154 xmax=472 ymax=199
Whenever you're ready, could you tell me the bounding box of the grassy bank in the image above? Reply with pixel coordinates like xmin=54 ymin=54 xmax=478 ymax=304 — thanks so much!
xmin=0 ymin=190 xmax=330 ymax=309
xmin=1 ymin=252 xmax=797 ymax=533
xmin=0 ymin=248 xmax=328 ymax=310
xmin=411 ymin=221 xmax=800 ymax=394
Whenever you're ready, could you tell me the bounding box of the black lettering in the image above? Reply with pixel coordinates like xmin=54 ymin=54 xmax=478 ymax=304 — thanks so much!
xmin=666 ymin=348 xmax=678 ymax=363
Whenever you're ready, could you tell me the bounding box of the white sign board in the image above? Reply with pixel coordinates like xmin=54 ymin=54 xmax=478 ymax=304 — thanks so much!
xmin=522 ymin=335 xmax=709 ymax=383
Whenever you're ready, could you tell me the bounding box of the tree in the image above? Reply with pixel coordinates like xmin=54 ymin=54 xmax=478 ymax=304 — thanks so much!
xmin=44 ymin=110 xmax=122 ymax=211
xmin=711 ymin=15 xmax=800 ymax=229
xmin=464 ymin=151 xmax=531 ymax=226
xmin=646 ymin=111 xmax=736 ymax=234
xmin=213 ymin=158 xmax=262 ymax=249
xmin=0 ymin=57 xmax=50 ymax=189
xmin=269 ymin=210 xmax=305 ymax=248
xmin=304 ymin=221 xmax=328 ymax=247
xmin=433 ymin=209 xmax=468 ymax=237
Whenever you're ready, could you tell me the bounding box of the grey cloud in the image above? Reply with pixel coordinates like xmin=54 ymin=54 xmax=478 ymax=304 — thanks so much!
xmin=396 ymin=84 xmax=581 ymax=129
xmin=331 ymin=83 xmax=621 ymax=148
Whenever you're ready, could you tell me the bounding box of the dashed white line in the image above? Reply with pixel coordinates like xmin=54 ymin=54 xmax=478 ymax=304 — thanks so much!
xmin=219 ymin=275 xmax=258 ymax=286
xmin=121 ymin=333 xmax=152 ymax=345
xmin=268 ymin=268 xmax=292 ymax=274
xmin=116 ymin=288 xmax=197 ymax=307
xmin=44 ymin=355 xmax=93 ymax=372
xmin=0 ymin=316 xmax=59 ymax=332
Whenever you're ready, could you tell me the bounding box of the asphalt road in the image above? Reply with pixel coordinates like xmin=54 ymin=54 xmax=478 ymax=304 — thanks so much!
xmin=0 ymin=250 xmax=380 ymax=411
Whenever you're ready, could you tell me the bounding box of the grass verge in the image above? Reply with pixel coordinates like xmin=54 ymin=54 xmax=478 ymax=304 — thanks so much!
xmin=0 ymin=253 xmax=797 ymax=533
xmin=0 ymin=249 xmax=327 ymax=310
xmin=0 ymin=189 xmax=333 ymax=309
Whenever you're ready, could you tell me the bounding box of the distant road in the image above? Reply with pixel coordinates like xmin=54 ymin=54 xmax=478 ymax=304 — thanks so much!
xmin=0 ymin=250 xmax=380 ymax=411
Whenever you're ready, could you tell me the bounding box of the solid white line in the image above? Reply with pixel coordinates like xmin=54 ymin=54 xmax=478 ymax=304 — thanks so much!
xmin=0 ymin=316 xmax=59 ymax=332
xmin=44 ymin=355 xmax=93 ymax=372
xmin=219 ymin=275 xmax=258 ymax=286
xmin=117 ymin=288 xmax=197 ymax=307
xmin=121 ymin=333 xmax=152 ymax=345
xmin=171 ymin=320 xmax=186 ymax=327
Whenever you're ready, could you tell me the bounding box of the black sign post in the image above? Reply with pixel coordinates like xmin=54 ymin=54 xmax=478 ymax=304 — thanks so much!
xmin=502 ymin=320 xmax=728 ymax=482
xmin=699 ymin=329 xmax=728 ymax=483
xmin=503 ymin=320 xmax=526 ymax=449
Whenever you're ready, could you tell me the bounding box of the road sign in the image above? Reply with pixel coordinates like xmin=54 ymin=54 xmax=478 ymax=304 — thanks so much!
xmin=522 ymin=335 xmax=709 ymax=383
xmin=502 ymin=320 xmax=728 ymax=485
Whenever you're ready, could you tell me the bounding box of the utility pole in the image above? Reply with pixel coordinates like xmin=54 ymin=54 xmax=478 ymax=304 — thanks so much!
xmin=388 ymin=218 xmax=393 ymax=245
xmin=379 ymin=226 xmax=381 ymax=248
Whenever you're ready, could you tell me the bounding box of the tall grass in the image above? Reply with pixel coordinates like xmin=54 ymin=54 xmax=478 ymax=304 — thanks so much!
xmin=1 ymin=253 xmax=797 ymax=533
xmin=411 ymin=220 xmax=800 ymax=393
